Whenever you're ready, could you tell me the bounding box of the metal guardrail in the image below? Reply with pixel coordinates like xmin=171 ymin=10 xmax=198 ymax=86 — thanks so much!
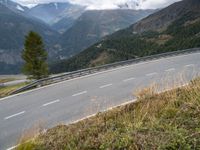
xmin=11 ymin=47 xmax=200 ymax=94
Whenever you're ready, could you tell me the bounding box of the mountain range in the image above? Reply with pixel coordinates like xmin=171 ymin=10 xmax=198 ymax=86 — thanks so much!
xmin=27 ymin=2 xmax=155 ymax=59
xmin=56 ymin=9 xmax=155 ymax=59
xmin=0 ymin=0 xmax=155 ymax=74
xmin=27 ymin=2 xmax=85 ymax=33
xmin=50 ymin=0 xmax=200 ymax=73
xmin=2 ymin=0 xmax=199 ymax=75
xmin=0 ymin=2 xmax=59 ymax=74
xmin=0 ymin=0 xmax=29 ymax=13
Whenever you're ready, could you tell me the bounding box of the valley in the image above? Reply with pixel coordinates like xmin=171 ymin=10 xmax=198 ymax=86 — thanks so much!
xmin=0 ymin=0 xmax=155 ymax=74
xmin=50 ymin=0 xmax=200 ymax=74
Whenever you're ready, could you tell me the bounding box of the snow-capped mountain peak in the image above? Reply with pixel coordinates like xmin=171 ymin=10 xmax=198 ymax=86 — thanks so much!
xmin=16 ymin=5 xmax=24 ymax=11
xmin=54 ymin=2 xmax=58 ymax=9
xmin=117 ymin=0 xmax=140 ymax=9
xmin=0 ymin=0 xmax=28 ymax=12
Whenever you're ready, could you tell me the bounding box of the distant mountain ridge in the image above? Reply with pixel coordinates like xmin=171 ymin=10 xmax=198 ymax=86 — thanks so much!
xmin=50 ymin=0 xmax=200 ymax=73
xmin=0 ymin=0 xmax=29 ymax=13
xmin=28 ymin=4 xmax=155 ymax=60
xmin=55 ymin=9 xmax=155 ymax=59
xmin=51 ymin=4 xmax=86 ymax=33
xmin=0 ymin=2 xmax=59 ymax=74
xmin=132 ymin=0 xmax=200 ymax=33
xmin=27 ymin=2 xmax=85 ymax=33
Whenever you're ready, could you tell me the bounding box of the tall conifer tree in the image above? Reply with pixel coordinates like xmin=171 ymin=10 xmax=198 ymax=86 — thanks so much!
xmin=22 ymin=31 xmax=49 ymax=79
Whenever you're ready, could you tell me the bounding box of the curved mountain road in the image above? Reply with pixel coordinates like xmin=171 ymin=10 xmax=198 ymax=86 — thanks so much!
xmin=0 ymin=51 xmax=200 ymax=149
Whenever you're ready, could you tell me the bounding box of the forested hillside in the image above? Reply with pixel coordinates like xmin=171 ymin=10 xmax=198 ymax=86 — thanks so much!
xmin=56 ymin=9 xmax=155 ymax=58
xmin=50 ymin=0 xmax=200 ymax=73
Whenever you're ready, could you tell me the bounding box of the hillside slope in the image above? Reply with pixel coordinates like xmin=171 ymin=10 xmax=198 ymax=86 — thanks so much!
xmin=50 ymin=0 xmax=200 ymax=73
xmin=55 ymin=9 xmax=155 ymax=59
xmin=132 ymin=0 xmax=200 ymax=33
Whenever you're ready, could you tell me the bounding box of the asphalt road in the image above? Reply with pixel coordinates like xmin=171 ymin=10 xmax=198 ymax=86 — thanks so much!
xmin=0 ymin=52 xmax=200 ymax=150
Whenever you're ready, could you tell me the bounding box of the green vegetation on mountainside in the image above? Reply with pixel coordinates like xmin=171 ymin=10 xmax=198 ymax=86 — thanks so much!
xmin=50 ymin=12 xmax=200 ymax=73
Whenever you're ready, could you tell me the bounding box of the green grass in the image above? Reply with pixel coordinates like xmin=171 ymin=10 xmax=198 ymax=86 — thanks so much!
xmin=17 ymin=78 xmax=200 ymax=150
xmin=0 ymin=82 xmax=29 ymax=98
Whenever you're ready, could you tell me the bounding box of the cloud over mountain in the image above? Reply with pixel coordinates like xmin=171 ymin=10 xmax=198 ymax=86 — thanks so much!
xmin=14 ymin=0 xmax=181 ymax=9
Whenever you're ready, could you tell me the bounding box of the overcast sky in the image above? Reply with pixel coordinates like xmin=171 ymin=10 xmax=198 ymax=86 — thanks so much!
xmin=15 ymin=0 xmax=181 ymax=9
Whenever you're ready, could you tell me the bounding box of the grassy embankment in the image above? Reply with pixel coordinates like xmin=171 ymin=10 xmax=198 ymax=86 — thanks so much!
xmin=0 ymin=78 xmax=15 ymax=84
xmin=18 ymin=78 xmax=200 ymax=150
xmin=0 ymin=79 xmax=29 ymax=98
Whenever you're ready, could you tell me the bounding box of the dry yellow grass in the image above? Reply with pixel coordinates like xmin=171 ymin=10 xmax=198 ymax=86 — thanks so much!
xmin=0 ymin=82 xmax=29 ymax=98
xmin=145 ymin=34 xmax=173 ymax=45
xmin=90 ymin=51 xmax=110 ymax=67
xmin=0 ymin=78 xmax=15 ymax=84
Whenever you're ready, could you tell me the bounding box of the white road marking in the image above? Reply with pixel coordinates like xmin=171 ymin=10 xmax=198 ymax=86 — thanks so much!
xmin=71 ymin=98 xmax=137 ymax=124
xmin=165 ymin=68 xmax=175 ymax=72
xmin=6 ymin=139 xmax=32 ymax=150
xmin=0 ymin=51 xmax=199 ymax=102
xmin=42 ymin=99 xmax=60 ymax=107
xmin=146 ymin=72 xmax=158 ymax=76
xmin=185 ymin=64 xmax=195 ymax=67
xmin=7 ymin=145 xmax=18 ymax=150
xmin=4 ymin=111 xmax=25 ymax=120
xmin=72 ymin=91 xmax=87 ymax=97
xmin=123 ymin=77 xmax=135 ymax=82
xmin=100 ymin=84 xmax=113 ymax=89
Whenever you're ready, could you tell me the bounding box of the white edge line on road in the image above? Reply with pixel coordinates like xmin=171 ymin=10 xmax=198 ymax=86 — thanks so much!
xmin=71 ymin=98 xmax=138 ymax=124
xmin=99 ymin=84 xmax=113 ymax=89
xmin=0 ymin=51 xmax=200 ymax=102
xmin=165 ymin=68 xmax=175 ymax=72
xmin=42 ymin=99 xmax=60 ymax=107
xmin=4 ymin=111 xmax=25 ymax=120
xmin=6 ymin=145 xmax=18 ymax=150
xmin=72 ymin=91 xmax=87 ymax=97
xmin=123 ymin=77 xmax=135 ymax=82
xmin=146 ymin=72 xmax=158 ymax=76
